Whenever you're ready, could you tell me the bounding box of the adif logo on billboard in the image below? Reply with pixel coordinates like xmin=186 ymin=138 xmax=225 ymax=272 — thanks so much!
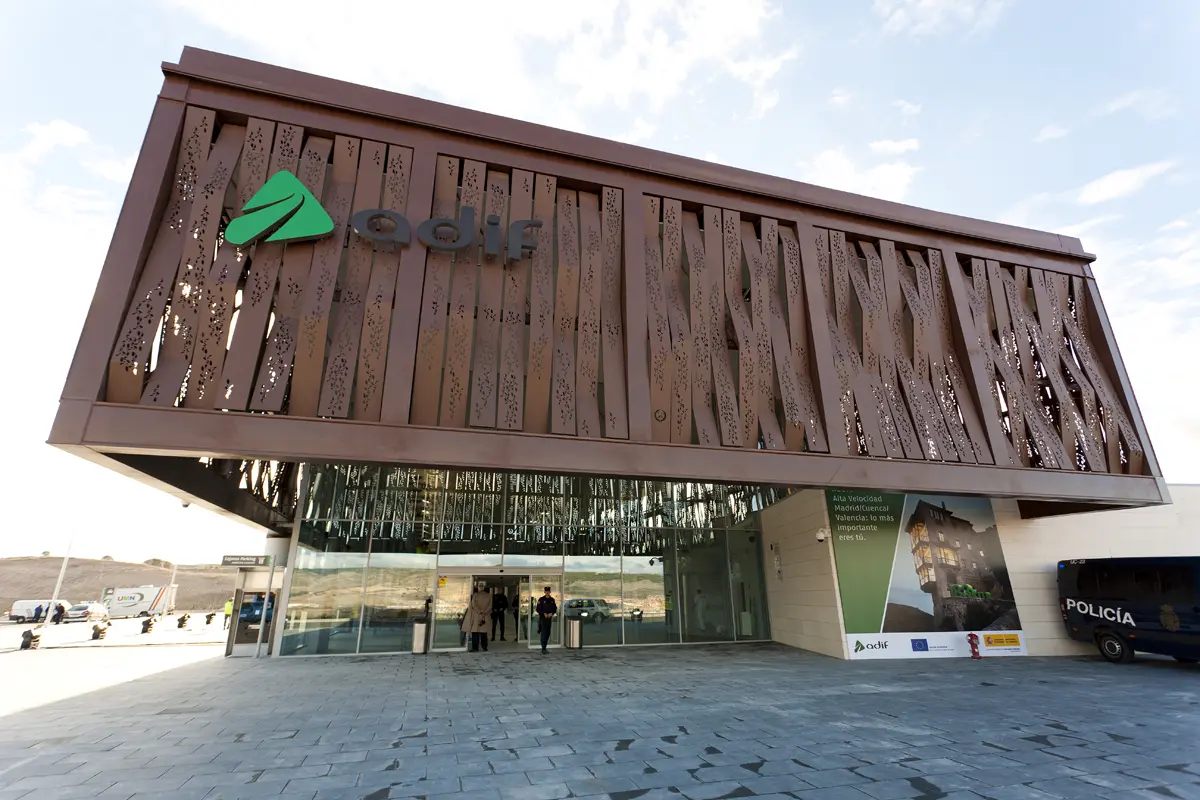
xmin=1065 ymin=598 xmax=1136 ymax=627
xmin=853 ymin=639 xmax=889 ymax=653
xmin=222 ymin=169 xmax=542 ymax=262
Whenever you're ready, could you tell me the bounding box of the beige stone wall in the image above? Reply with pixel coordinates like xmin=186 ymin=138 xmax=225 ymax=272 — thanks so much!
xmin=994 ymin=484 xmax=1199 ymax=657
xmin=759 ymin=489 xmax=847 ymax=659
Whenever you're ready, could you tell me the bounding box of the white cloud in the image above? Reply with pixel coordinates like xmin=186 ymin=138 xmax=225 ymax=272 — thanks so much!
xmin=893 ymin=99 xmax=922 ymax=116
xmin=1100 ymin=89 xmax=1177 ymax=121
xmin=799 ymin=147 xmax=921 ymax=202
xmin=614 ymin=117 xmax=657 ymax=144
xmin=1077 ymin=161 xmax=1176 ymax=205
xmin=868 ymin=138 xmax=920 ymax=156
xmin=1055 ymin=215 xmax=1121 ymax=238
xmin=873 ymin=0 xmax=1008 ymax=36
xmin=1160 ymin=219 xmax=1191 ymax=232
xmin=996 ymin=191 xmax=1057 ymax=229
xmin=725 ymin=46 xmax=800 ymax=119
xmin=828 ymin=88 xmax=853 ymax=107
xmin=19 ymin=120 xmax=90 ymax=160
xmin=1087 ymin=230 xmax=1200 ymax=482
xmin=86 ymin=154 xmax=138 ymax=184
xmin=169 ymin=0 xmax=796 ymax=131
xmin=702 ymin=151 xmax=721 ymax=162
xmin=1034 ymin=124 xmax=1068 ymax=143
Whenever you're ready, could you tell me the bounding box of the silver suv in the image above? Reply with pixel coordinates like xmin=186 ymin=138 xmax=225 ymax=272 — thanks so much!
xmin=564 ymin=598 xmax=612 ymax=623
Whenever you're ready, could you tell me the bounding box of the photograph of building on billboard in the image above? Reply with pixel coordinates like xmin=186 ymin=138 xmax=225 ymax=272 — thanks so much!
xmin=883 ymin=495 xmax=1021 ymax=635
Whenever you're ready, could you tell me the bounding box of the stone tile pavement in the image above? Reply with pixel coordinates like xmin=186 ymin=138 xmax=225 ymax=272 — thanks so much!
xmin=0 ymin=644 xmax=1198 ymax=799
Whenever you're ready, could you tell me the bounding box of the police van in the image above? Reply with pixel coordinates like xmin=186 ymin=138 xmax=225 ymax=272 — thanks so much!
xmin=1058 ymin=557 xmax=1199 ymax=664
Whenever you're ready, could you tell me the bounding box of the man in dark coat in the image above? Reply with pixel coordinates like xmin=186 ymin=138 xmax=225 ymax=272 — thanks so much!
xmin=491 ymin=589 xmax=510 ymax=641
xmin=535 ymin=586 xmax=558 ymax=653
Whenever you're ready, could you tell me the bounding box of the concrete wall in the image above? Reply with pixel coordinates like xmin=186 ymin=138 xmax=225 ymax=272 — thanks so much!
xmin=994 ymin=484 xmax=1199 ymax=656
xmin=759 ymin=490 xmax=847 ymax=659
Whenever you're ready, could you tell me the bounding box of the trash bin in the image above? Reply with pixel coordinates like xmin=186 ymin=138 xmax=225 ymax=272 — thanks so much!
xmin=411 ymin=620 xmax=429 ymax=655
xmin=566 ymin=617 xmax=583 ymax=649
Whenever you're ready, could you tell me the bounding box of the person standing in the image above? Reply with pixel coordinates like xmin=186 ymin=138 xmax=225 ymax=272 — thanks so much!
xmin=535 ymin=586 xmax=558 ymax=653
xmin=462 ymin=583 xmax=493 ymax=652
xmin=491 ymin=588 xmax=510 ymax=641
xmin=33 ymin=604 xmax=43 ymax=624
xmin=693 ymin=588 xmax=709 ymax=632
xmin=223 ymin=598 xmax=234 ymax=630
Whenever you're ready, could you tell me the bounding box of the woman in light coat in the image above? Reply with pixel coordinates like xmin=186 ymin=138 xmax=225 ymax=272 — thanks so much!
xmin=461 ymin=584 xmax=493 ymax=652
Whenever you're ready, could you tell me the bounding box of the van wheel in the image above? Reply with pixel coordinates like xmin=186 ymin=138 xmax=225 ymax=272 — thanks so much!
xmin=1173 ymin=656 xmax=1198 ymax=664
xmin=15 ymin=616 xmax=25 ymax=623
xmin=1097 ymin=632 xmax=1134 ymax=663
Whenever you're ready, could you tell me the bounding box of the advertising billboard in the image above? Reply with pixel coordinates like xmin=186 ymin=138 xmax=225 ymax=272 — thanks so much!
xmin=826 ymin=489 xmax=1025 ymax=659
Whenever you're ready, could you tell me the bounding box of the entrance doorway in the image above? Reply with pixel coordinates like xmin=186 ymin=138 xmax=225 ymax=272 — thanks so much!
xmin=430 ymin=570 xmax=563 ymax=652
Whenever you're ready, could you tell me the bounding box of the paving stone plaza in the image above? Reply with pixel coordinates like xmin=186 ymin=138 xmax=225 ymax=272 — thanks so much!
xmin=1 ymin=645 xmax=1199 ymax=800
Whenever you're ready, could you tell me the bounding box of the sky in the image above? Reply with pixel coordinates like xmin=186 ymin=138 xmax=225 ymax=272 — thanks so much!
xmin=0 ymin=0 xmax=1197 ymax=564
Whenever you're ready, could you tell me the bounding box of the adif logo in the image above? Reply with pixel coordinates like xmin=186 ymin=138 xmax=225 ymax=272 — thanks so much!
xmin=854 ymin=640 xmax=889 ymax=652
xmin=224 ymin=171 xmax=334 ymax=247
xmin=221 ymin=169 xmax=543 ymax=262
xmin=1065 ymin=598 xmax=1136 ymax=627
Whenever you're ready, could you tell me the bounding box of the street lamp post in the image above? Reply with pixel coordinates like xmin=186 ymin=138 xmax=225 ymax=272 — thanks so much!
xmin=42 ymin=539 xmax=73 ymax=628
xmin=161 ymin=560 xmax=178 ymax=621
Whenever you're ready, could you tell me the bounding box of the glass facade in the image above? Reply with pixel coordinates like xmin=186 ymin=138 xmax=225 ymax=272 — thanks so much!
xmin=279 ymin=465 xmax=785 ymax=656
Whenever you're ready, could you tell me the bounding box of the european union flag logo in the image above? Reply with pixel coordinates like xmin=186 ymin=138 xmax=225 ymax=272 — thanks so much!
xmin=911 ymin=639 xmax=929 ymax=652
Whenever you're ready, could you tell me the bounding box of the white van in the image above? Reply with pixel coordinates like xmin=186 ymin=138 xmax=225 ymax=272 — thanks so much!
xmin=101 ymin=586 xmax=176 ymax=618
xmin=7 ymin=599 xmax=70 ymax=623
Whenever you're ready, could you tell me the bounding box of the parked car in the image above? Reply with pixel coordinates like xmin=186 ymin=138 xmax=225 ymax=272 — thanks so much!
xmin=564 ymin=598 xmax=613 ymax=623
xmin=64 ymin=603 xmax=110 ymax=624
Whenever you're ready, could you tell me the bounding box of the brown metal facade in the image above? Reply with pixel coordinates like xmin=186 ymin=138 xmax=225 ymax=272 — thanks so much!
xmin=49 ymin=48 xmax=1168 ymax=523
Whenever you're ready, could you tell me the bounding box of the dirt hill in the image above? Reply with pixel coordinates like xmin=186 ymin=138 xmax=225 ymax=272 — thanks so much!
xmin=0 ymin=557 xmax=239 ymax=614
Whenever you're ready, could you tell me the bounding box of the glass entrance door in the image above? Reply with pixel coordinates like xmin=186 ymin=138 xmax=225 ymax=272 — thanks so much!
xmin=529 ymin=575 xmax=563 ymax=650
xmin=431 ymin=574 xmax=472 ymax=651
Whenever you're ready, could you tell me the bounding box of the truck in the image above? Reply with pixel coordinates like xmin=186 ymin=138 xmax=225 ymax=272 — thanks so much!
xmin=101 ymin=585 xmax=177 ymax=618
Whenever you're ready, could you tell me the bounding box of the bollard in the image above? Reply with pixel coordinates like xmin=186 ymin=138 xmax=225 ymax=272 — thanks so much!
xmin=967 ymin=632 xmax=981 ymax=660
xmin=141 ymin=616 xmax=156 ymax=634
xmin=177 ymin=613 xmax=190 ymax=629
xmin=20 ymin=629 xmax=41 ymax=650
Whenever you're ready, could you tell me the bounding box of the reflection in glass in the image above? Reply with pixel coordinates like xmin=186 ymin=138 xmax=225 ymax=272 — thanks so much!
xmin=280 ymin=546 xmax=368 ymax=655
xmin=565 ymin=521 xmax=622 ymax=646
xmin=503 ymin=525 xmax=563 ymax=567
xmin=432 ymin=575 xmax=472 ymax=650
xmin=727 ymin=521 xmax=769 ymax=640
xmin=359 ymin=549 xmax=435 ymax=654
xmin=622 ymin=528 xmax=679 ymax=644
xmin=438 ymin=524 xmax=503 ymax=566
xmin=677 ymin=529 xmax=734 ymax=642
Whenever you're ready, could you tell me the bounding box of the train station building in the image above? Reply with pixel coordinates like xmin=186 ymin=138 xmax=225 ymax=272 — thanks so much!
xmin=49 ymin=48 xmax=1175 ymax=661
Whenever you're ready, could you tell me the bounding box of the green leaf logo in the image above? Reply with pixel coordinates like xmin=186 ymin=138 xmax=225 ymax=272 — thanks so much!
xmin=224 ymin=170 xmax=334 ymax=247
